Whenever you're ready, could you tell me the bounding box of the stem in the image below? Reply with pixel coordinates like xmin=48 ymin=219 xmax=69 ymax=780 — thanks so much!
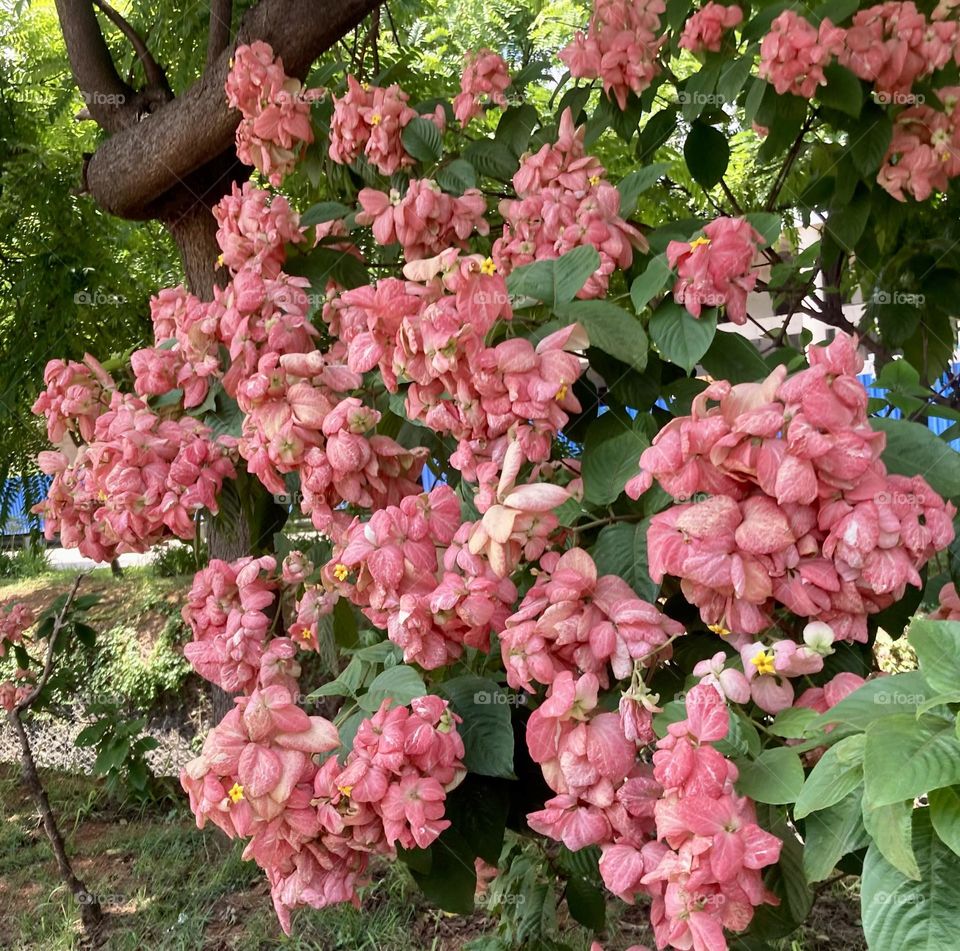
xmin=574 ymin=512 xmax=645 ymax=534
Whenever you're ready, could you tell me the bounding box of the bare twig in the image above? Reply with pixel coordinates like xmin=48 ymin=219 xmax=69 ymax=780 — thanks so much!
xmin=92 ymin=0 xmax=171 ymax=97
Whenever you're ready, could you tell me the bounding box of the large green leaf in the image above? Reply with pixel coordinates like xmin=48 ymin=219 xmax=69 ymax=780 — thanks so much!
xmin=552 ymin=299 xmax=648 ymax=372
xmin=581 ymin=412 xmax=649 ymax=505
xmin=630 ymin=254 xmax=674 ymax=312
xmin=408 ymin=827 xmax=477 ymax=914
xmin=358 ymin=665 xmax=426 ymax=712
xmin=618 ymin=162 xmax=671 ymax=216
xmin=649 ymin=301 xmax=717 ymax=373
xmin=929 ymin=787 xmax=960 ymax=858
xmin=908 ymin=618 xmax=960 ymax=697
xmin=590 ymin=519 xmax=657 ymax=602
xmin=862 ymin=809 xmax=960 ymax=950
xmin=684 ymin=121 xmax=730 ymax=188
xmin=437 ymin=675 xmax=515 ymax=778
xmin=814 ymin=670 xmax=934 ymax=731
xmin=736 ymin=747 xmax=805 ymax=804
xmin=864 ymin=799 xmax=921 ymax=880
xmin=506 ymin=246 xmax=601 ymax=308
xmin=864 ymin=713 xmax=960 ymax=806
xmin=701 ymin=329 xmax=770 ymax=383
xmin=401 ymin=116 xmax=443 ymax=163
xmin=795 ymin=734 xmax=866 ymax=818
xmin=802 ymin=790 xmax=870 ymax=883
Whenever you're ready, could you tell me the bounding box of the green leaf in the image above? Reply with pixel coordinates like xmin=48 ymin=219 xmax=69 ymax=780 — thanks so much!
xmin=825 ymin=188 xmax=871 ymax=252
xmin=591 ymin=519 xmax=658 ymax=602
xmin=649 ymin=301 xmax=717 ymax=373
xmin=815 ymin=670 xmax=934 ymax=731
xmin=565 ymin=876 xmax=606 ymax=930
xmin=717 ymin=52 xmax=756 ymax=105
xmin=300 ymin=201 xmax=351 ymax=226
xmin=795 ymin=734 xmax=866 ymax=818
xmin=803 ymin=790 xmax=870 ymax=882
xmin=864 ymin=799 xmax=921 ymax=880
xmin=630 ymin=254 xmax=674 ymax=312
xmin=929 ymin=787 xmax=960 ymax=858
xmin=745 ymin=212 xmax=783 ymax=246
xmin=435 ymin=159 xmax=477 ymax=195
xmin=409 ymin=828 xmax=477 ymax=914
xmin=862 ymin=809 xmax=960 ymax=950
xmin=582 ymin=412 xmax=649 ymax=506
xmin=286 ymin=246 xmax=369 ymax=291
xmin=552 ymin=299 xmax=648 ymax=372
xmin=74 ymin=720 xmax=110 ymax=747
xmin=736 ymin=747 xmax=805 ymax=804
xmin=506 ymin=246 xmax=600 ymax=308
xmin=817 ymin=63 xmax=863 ymax=116
xmin=464 ymin=139 xmax=519 ymax=180
xmin=872 ymin=417 xmax=960 ymax=499
xmin=444 ymin=775 xmax=510 ymax=865
xmin=496 ymin=105 xmax=538 ymax=157
xmin=437 ymin=676 xmax=515 ymax=778
xmin=684 ymin=121 xmax=730 ymax=189
xmin=864 ymin=713 xmax=960 ymax=807
xmin=617 ymin=163 xmax=671 ymax=216
xmin=638 ymin=107 xmax=679 ymax=162
xmin=358 ymin=665 xmax=427 ymax=712
xmin=908 ymin=618 xmax=960 ymax=697
xmin=701 ymin=329 xmax=770 ymax=383
xmin=768 ymin=706 xmax=820 ymax=739
xmin=849 ymin=109 xmax=893 ymax=176
xmin=401 ymin=116 xmax=443 ymax=163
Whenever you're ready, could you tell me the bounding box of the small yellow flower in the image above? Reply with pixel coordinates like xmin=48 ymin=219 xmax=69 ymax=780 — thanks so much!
xmin=370 ymin=113 xmax=382 ymax=126
xmin=480 ymin=257 xmax=497 ymax=275
xmin=216 ymin=253 xmax=225 ymax=267
xmin=555 ymin=382 xmax=568 ymax=402
xmin=708 ymin=623 xmax=730 ymax=637
xmin=750 ymin=649 xmax=776 ymax=677
xmin=299 ymin=628 xmax=313 ymax=642
xmin=228 ymin=782 xmax=244 ymax=803
xmin=333 ymin=563 xmax=350 ymax=582
xmin=338 ymin=784 xmax=353 ymax=798
xmin=589 ymin=174 xmax=601 ymax=186
xmin=689 ymin=236 xmax=711 ymax=250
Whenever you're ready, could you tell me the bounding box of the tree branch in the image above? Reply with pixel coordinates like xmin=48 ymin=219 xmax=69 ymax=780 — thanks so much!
xmin=74 ymin=0 xmax=383 ymax=221
xmin=207 ymin=0 xmax=233 ymax=69
xmin=92 ymin=0 xmax=171 ymax=98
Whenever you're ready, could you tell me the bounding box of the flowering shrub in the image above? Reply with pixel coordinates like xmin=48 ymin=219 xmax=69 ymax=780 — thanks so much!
xmin=35 ymin=3 xmax=960 ymax=948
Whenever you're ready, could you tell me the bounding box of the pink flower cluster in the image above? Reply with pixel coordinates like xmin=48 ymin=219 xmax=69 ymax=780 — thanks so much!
xmin=600 ymin=685 xmax=782 ymax=951
xmin=494 ymin=110 xmax=646 ymax=299
xmin=182 ymin=556 xmax=281 ymax=693
xmin=679 ymin=3 xmax=743 ymax=55
xmin=225 ymin=42 xmax=321 ymax=185
xmin=840 ymin=2 xmax=958 ymax=97
xmin=0 ymin=603 xmax=34 ymax=657
xmin=236 ymin=351 xmax=426 ymax=535
xmin=933 ymin=581 xmax=960 ymax=620
xmin=500 ymin=547 xmax=685 ymax=692
xmin=355 ymin=179 xmax=488 ymax=261
xmin=630 ymin=333 xmax=956 ymax=642
xmin=181 ymin=691 xmax=465 ymax=933
xmin=877 ymin=89 xmax=960 ymax=201
xmin=331 ymin=252 xmax=587 ymax=476
xmin=328 ymin=75 xmax=445 ymax=175
xmin=758 ymin=11 xmax=844 ymax=99
xmin=666 ymin=217 xmax=765 ymax=324
xmin=35 ymin=393 xmax=236 ymax=562
xmin=132 ymin=286 xmax=222 ymax=409
xmin=321 ymin=485 xmax=518 ymax=668
xmin=32 ymin=355 xmax=114 ymax=445
xmin=454 ymin=49 xmax=511 ymax=125
xmin=560 ymin=0 xmax=666 ymax=109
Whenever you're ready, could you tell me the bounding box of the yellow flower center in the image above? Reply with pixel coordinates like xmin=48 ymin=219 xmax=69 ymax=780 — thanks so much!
xmin=338 ymin=784 xmax=353 ymax=798
xmin=708 ymin=623 xmax=730 ymax=637
xmin=333 ymin=563 xmax=349 ymax=582
xmin=555 ymin=382 xmax=568 ymax=402
xmin=689 ymin=236 xmax=711 ymax=250
xmin=750 ymin=650 xmax=776 ymax=677
xmin=216 ymin=253 xmax=224 ymax=267
xmin=299 ymin=628 xmax=313 ymax=641
xmin=228 ymin=782 xmax=244 ymax=803
xmin=589 ymin=174 xmax=601 ymax=186
xmin=480 ymin=257 xmax=497 ymax=275
xmin=370 ymin=113 xmax=382 ymax=126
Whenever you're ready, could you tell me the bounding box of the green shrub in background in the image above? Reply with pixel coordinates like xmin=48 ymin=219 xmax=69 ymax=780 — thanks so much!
xmin=151 ymin=540 xmax=208 ymax=579
xmin=0 ymin=543 xmax=49 ymax=579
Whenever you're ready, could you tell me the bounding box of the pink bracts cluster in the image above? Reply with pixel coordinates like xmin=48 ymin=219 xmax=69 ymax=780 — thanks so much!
xmin=182 ymin=556 xmax=280 ymax=693
xmin=321 ymin=484 xmax=518 ymax=668
xmin=666 ymin=217 xmax=766 ymax=324
xmin=758 ymin=11 xmax=844 ymax=99
xmin=34 ymin=393 xmax=237 ymax=562
xmin=630 ymin=333 xmax=955 ymax=642
xmin=877 ymin=89 xmax=960 ymax=202
xmin=32 ymin=355 xmax=114 ymax=445
xmin=600 ymin=685 xmax=782 ymax=951
xmin=225 ymin=42 xmax=321 ymax=185
xmin=0 ymin=603 xmax=35 ymax=658
xmin=328 ymin=75 xmax=445 ymax=175
xmin=500 ymin=547 xmax=685 ymax=693
xmin=454 ymin=49 xmax=511 ymax=125
xmin=355 ymin=179 xmax=488 ymax=261
xmin=181 ymin=691 xmax=465 ymax=933
xmin=494 ymin=109 xmax=646 ymax=299
xmin=679 ymin=3 xmax=743 ymax=54
xmin=560 ymin=0 xmax=667 ymax=109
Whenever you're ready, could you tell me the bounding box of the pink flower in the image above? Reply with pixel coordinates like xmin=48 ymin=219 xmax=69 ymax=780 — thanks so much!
xmin=759 ymin=12 xmax=844 ymax=99
xmin=454 ymin=49 xmax=511 ymax=125
xmin=679 ymin=3 xmax=743 ymax=54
